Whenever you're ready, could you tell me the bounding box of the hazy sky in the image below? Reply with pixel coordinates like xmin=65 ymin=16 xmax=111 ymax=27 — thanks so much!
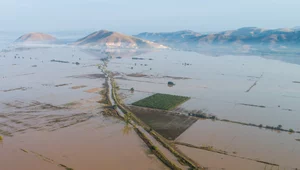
xmin=1 ymin=0 xmax=300 ymax=34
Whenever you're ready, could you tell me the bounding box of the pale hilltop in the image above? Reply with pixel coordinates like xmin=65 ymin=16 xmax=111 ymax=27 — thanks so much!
xmin=73 ymin=30 xmax=168 ymax=49
xmin=15 ymin=32 xmax=57 ymax=43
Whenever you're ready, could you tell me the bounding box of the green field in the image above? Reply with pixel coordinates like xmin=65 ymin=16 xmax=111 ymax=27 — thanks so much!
xmin=132 ymin=93 xmax=190 ymax=110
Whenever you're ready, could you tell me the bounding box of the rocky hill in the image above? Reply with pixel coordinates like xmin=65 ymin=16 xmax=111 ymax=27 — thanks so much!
xmin=73 ymin=30 xmax=167 ymax=49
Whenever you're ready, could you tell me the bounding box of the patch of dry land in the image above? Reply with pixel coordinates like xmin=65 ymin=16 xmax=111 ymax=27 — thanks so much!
xmin=0 ymin=47 xmax=167 ymax=170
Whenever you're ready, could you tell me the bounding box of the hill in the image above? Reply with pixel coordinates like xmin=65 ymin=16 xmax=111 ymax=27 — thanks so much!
xmin=73 ymin=30 xmax=167 ymax=49
xmin=136 ymin=27 xmax=300 ymax=48
xmin=136 ymin=30 xmax=200 ymax=48
xmin=15 ymin=33 xmax=57 ymax=43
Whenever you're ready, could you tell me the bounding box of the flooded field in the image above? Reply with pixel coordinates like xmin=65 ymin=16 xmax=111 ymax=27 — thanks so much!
xmin=107 ymin=50 xmax=300 ymax=169
xmin=130 ymin=106 xmax=197 ymax=140
xmin=2 ymin=45 xmax=300 ymax=169
xmin=176 ymin=120 xmax=300 ymax=169
xmin=0 ymin=46 xmax=167 ymax=170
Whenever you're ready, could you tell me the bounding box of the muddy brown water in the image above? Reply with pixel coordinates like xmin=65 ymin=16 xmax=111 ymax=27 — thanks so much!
xmin=107 ymin=50 xmax=300 ymax=130
xmin=0 ymin=46 xmax=168 ymax=170
xmin=107 ymin=50 xmax=300 ymax=169
xmin=177 ymin=145 xmax=268 ymax=170
xmin=0 ymin=117 xmax=167 ymax=170
xmin=176 ymin=119 xmax=300 ymax=169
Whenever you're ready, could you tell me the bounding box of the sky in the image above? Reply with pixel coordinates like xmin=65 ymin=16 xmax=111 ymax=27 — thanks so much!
xmin=1 ymin=0 xmax=300 ymax=34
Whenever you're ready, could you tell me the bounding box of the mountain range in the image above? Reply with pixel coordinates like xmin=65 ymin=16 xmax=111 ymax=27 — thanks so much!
xmin=136 ymin=27 xmax=300 ymax=48
xmin=15 ymin=27 xmax=300 ymax=51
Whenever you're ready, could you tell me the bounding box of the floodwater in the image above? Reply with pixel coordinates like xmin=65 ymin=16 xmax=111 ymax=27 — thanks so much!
xmin=176 ymin=120 xmax=300 ymax=169
xmin=0 ymin=46 xmax=167 ymax=170
xmin=107 ymin=50 xmax=300 ymax=130
xmin=0 ymin=118 xmax=167 ymax=170
xmin=107 ymin=49 xmax=300 ymax=169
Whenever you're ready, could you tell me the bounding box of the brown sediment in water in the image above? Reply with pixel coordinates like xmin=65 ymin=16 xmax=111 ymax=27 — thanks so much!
xmin=176 ymin=119 xmax=300 ymax=169
xmin=237 ymin=103 xmax=266 ymax=108
xmin=84 ymin=87 xmax=103 ymax=93
xmin=163 ymin=76 xmax=190 ymax=80
xmin=0 ymin=117 xmax=167 ymax=170
xmin=0 ymin=46 xmax=169 ymax=170
xmin=68 ymin=74 xmax=106 ymax=79
xmin=1 ymin=87 xmax=31 ymax=92
xmin=2 ymin=100 xmax=67 ymax=110
xmin=126 ymin=73 xmax=190 ymax=80
xmin=71 ymin=85 xmax=87 ymax=89
xmin=55 ymin=83 xmax=71 ymax=87
xmin=177 ymin=145 xmax=272 ymax=170
xmin=127 ymin=73 xmax=148 ymax=77
xmin=115 ymin=77 xmax=165 ymax=84
xmin=175 ymin=141 xmax=279 ymax=167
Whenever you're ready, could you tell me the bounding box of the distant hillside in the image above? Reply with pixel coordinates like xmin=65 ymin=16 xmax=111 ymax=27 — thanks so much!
xmin=293 ymin=26 xmax=300 ymax=31
xmin=15 ymin=33 xmax=57 ymax=43
xmin=194 ymin=27 xmax=300 ymax=46
xmin=73 ymin=30 xmax=167 ymax=49
xmin=136 ymin=30 xmax=201 ymax=48
xmin=136 ymin=30 xmax=201 ymax=43
xmin=136 ymin=27 xmax=300 ymax=48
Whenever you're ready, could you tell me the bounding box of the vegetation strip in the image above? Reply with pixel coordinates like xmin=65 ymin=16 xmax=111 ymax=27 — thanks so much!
xmin=238 ymin=103 xmax=266 ymax=108
xmin=109 ymin=76 xmax=202 ymax=170
xmin=175 ymin=142 xmax=279 ymax=167
xmin=186 ymin=112 xmax=299 ymax=134
xmin=132 ymin=93 xmax=190 ymax=110
xmin=220 ymin=119 xmax=299 ymax=134
xmin=245 ymin=73 xmax=263 ymax=93
xmin=20 ymin=148 xmax=74 ymax=170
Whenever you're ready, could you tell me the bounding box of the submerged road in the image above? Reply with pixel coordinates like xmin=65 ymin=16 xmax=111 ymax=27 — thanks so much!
xmin=106 ymin=76 xmax=190 ymax=170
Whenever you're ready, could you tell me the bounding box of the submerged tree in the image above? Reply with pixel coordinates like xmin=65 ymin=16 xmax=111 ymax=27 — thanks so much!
xmin=289 ymin=129 xmax=295 ymax=133
xmin=168 ymin=81 xmax=175 ymax=87
xmin=277 ymin=125 xmax=282 ymax=130
xmin=130 ymin=87 xmax=134 ymax=93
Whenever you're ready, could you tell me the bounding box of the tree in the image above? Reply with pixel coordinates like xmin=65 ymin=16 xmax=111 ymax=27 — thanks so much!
xmin=168 ymin=81 xmax=175 ymax=87
xmin=130 ymin=87 xmax=134 ymax=93
xmin=289 ymin=129 xmax=295 ymax=133
xmin=277 ymin=125 xmax=282 ymax=129
xmin=124 ymin=112 xmax=132 ymax=125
